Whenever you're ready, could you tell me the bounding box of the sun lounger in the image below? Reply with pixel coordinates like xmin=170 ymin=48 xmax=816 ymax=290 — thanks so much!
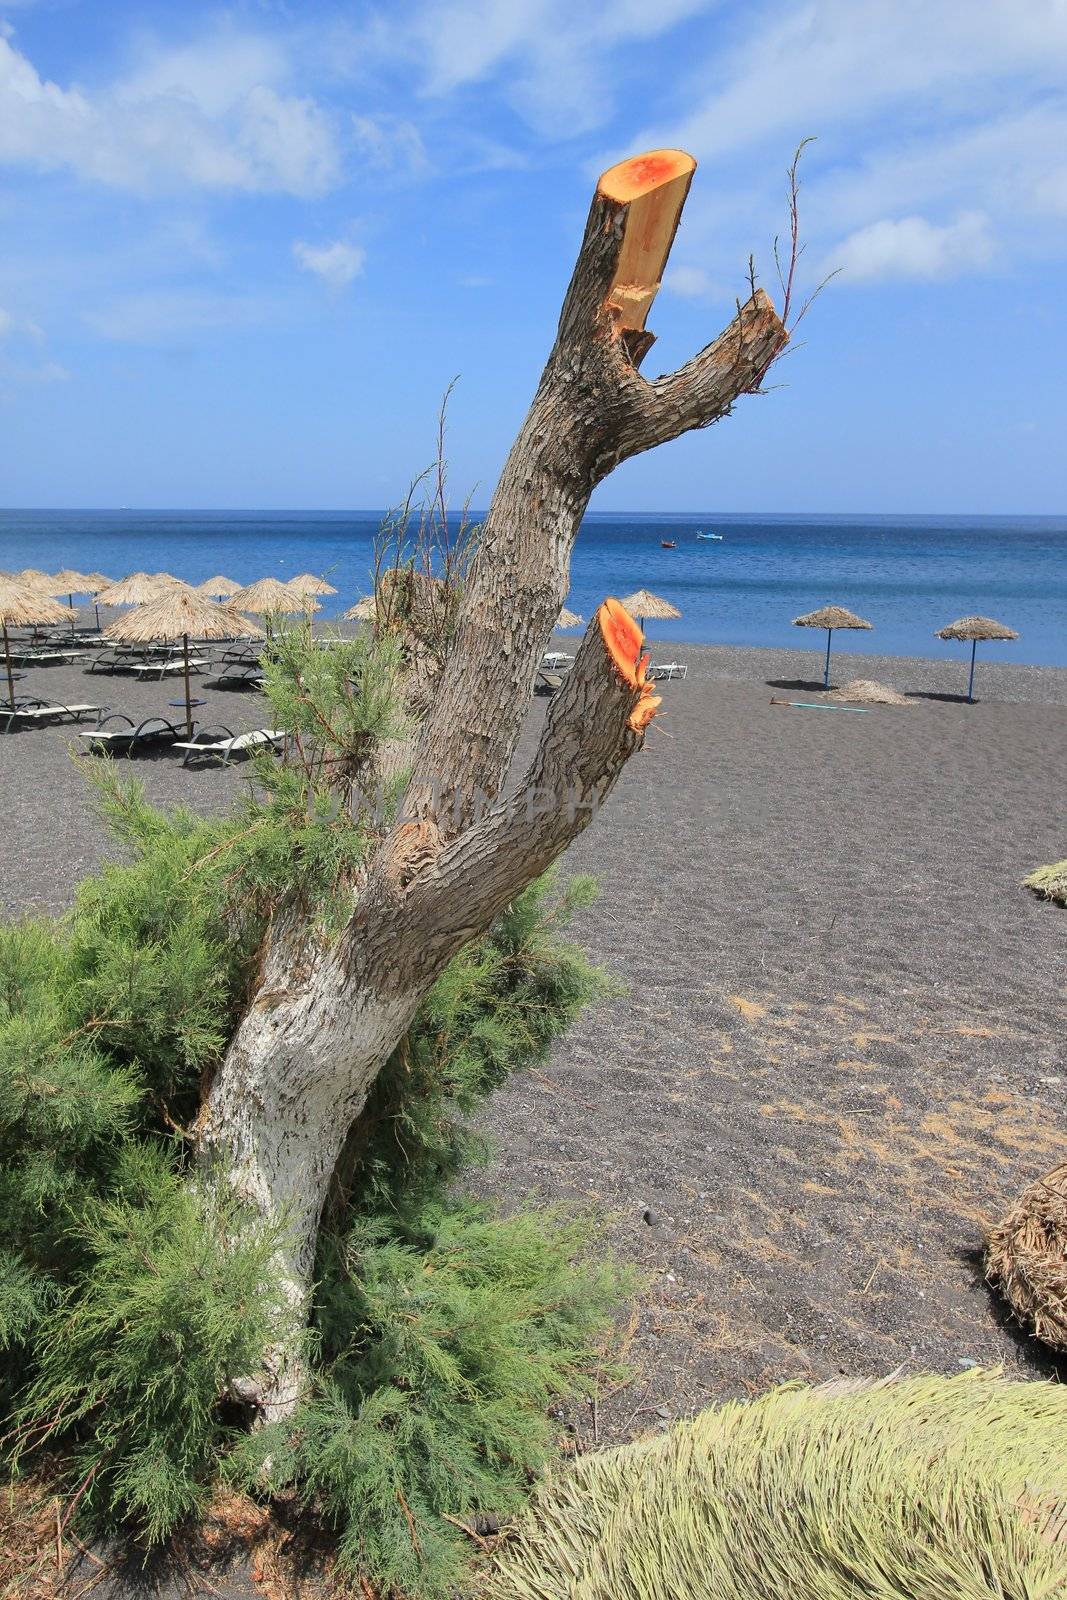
xmin=7 ymin=648 xmax=88 ymax=667
xmin=77 ymin=714 xmax=187 ymax=753
xmin=648 ymin=661 xmax=688 ymax=681
xmin=207 ymin=664 xmax=265 ymax=689
xmin=1 ymin=698 xmax=103 ymax=732
xmin=534 ymin=669 xmax=564 ymax=695
xmin=173 ymin=726 xmax=285 ymax=767
xmin=129 ymin=657 xmax=211 ymax=680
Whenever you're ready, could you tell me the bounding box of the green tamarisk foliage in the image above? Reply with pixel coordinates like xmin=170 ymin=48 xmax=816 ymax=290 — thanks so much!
xmin=1 ymin=616 xmax=627 ymax=1596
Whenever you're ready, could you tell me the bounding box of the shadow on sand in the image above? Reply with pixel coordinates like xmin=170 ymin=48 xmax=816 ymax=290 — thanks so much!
xmin=765 ymin=677 xmax=829 ymax=693
xmin=905 ymin=689 xmax=974 ymax=704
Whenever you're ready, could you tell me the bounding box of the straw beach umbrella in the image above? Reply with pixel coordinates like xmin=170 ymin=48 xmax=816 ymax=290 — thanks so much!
xmin=231 ymin=577 xmax=317 ymax=637
xmin=48 ymin=569 xmax=95 ymax=634
xmin=16 ymin=569 xmax=51 ymax=588
xmin=0 ymin=578 xmax=69 ymax=708
xmin=94 ymin=572 xmax=173 ymax=608
xmin=104 ymin=588 xmax=262 ymax=736
xmin=84 ymin=573 xmax=114 ymax=629
xmin=935 ymin=615 xmax=1018 ymax=703
xmin=557 ymin=607 xmax=584 ymax=629
xmin=620 ymin=589 xmax=681 ymax=637
xmin=198 ymin=576 xmax=240 ymax=600
xmin=291 ymin=573 xmax=338 ymax=598
xmin=345 ymin=596 xmax=376 ymax=622
xmin=793 ymin=605 xmax=873 ymax=689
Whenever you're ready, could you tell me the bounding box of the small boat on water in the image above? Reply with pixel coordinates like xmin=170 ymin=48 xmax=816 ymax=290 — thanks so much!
xmin=660 ymin=539 xmax=677 ymax=549
xmin=696 ymin=531 xmax=724 ymax=541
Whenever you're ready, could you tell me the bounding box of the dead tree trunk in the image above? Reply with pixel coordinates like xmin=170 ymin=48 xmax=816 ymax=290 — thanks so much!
xmin=193 ymin=148 xmax=788 ymax=1420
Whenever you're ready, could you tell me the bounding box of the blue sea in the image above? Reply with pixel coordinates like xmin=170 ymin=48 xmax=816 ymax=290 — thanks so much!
xmin=1 ymin=509 xmax=1064 ymax=667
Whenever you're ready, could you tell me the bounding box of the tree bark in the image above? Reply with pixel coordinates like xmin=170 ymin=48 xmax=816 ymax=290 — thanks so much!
xmin=193 ymin=148 xmax=788 ymax=1419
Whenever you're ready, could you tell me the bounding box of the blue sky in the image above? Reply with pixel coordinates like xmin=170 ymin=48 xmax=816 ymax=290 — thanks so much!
xmin=1 ymin=0 xmax=1065 ymax=513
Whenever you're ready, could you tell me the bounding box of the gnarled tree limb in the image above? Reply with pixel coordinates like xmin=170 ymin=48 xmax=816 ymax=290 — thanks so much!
xmin=194 ymin=149 xmax=790 ymax=1418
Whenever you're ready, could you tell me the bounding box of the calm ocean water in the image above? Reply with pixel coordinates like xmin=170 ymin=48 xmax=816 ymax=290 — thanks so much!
xmin=2 ymin=509 xmax=1064 ymax=667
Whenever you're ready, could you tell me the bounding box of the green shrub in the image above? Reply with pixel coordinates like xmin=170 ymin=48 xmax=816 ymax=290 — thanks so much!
xmin=0 ymin=651 xmax=627 ymax=1596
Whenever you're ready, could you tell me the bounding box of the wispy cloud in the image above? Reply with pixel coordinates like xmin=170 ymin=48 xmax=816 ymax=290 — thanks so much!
xmin=0 ymin=27 xmax=341 ymax=195
xmin=624 ymin=0 xmax=1067 ymax=294
xmin=393 ymin=0 xmax=713 ymax=135
xmin=293 ymin=239 xmax=366 ymax=291
xmin=830 ymin=211 xmax=994 ymax=283
xmin=84 ymin=289 xmax=281 ymax=344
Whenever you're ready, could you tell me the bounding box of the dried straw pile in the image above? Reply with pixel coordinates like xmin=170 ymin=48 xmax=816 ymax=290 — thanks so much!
xmin=1023 ymin=860 xmax=1067 ymax=907
xmin=829 ymin=678 xmax=911 ymax=706
xmin=489 ymin=1371 xmax=1067 ymax=1600
xmin=986 ymin=1163 xmax=1067 ymax=1350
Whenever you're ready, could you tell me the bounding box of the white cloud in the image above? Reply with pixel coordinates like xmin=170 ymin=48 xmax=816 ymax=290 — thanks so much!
xmin=405 ymin=0 xmax=714 ymax=134
xmin=618 ymin=0 xmax=1067 ymax=294
xmin=666 ymin=264 xmax=718 ymax=298
xmin=830 ymin=211 xmax=994 ymax=283
xmin=0 ymin=30 xmax=341 ymax=195
xmin=293 ymin=239 xmax=367 ymax=291
xmin=655 ymin=0 xmax=1067 ymax=161
xmin=351 ymin=112 xmax=426 ymax=172
xmin=84 ymin=289 xmax=279 ymax=343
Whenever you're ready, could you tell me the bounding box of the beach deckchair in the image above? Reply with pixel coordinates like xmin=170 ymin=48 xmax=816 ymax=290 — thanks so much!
xmin=129 ymin=657 xmax=211 ymax=680
xmin=1 ymin=698 xmax=103 ymax=732
xmin=534 ymin=668 xmax=564 ymax=695
xmin=648 ymin=661 xmax=688 ymax=680
xmin=87 ymin=650 xmax=136 ymax=673
xmin=77 ymin=714 xmax=187 ymax=753
xmin=173 ymin=726 xmax=285 ymax=767
xmin=207 ymin=663 xmax=266 ymax=689
xmin=8 ymin=648 xmax=87 ymax=667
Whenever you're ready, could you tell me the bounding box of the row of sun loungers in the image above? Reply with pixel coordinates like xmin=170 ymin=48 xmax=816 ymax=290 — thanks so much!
xmin=535 ymin=652 xmax=688 ymax=694
xmin=75 ymin=717 xmax=284 ymax=765
xmin=1 ymin=699 xmax=283 ymax=767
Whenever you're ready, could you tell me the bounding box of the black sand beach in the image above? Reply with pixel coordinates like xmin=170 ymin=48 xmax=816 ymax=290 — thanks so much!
xmin=3 ymin=629 xmax=1066 ymax=1442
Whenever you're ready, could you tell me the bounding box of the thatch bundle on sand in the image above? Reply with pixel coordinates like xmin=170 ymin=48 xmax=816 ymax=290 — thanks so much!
xmin=986 ymin=1163 xmax=1067 ymax=1350
xmin=489 ymin=1371 xmax=1067 ymax=1600
xmin=1023 ymin=860 xmax=1067 ymax=906
xmin=829 ymin=678 xmax=911 ymax=706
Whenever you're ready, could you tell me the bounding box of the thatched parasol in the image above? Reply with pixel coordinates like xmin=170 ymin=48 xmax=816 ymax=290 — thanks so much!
xmin=829 ymin=678 xmax=911 ymax=707
xmin=16 ymin=568 xmax=52 ymax=588
xmin=231 ymin=578 xmax=313 ymax=613
xmin=291 ymin=573 xmax=338 ymax=597
xmin=344 ymin=596 xmax=376 ymax=622
xmin=104 ymin=588 xmax=262 ymax=736
xmin=935 ymin=615 xmax=1018 ymax=703
xmin=986 ymin=1162 xmax=1067 ymax=1352
xmin=557 ymin=607 xmax=584 ymax=629
xmin=620 ymin=589 xmax=681 ymax=638
xmin=793 ymin=605 xmax=873 ymax=689
xmin=48 ymin=569 xmax=96 ymax=634
xmin=0 ymin=578 xmax=70 ymax=707
xmin=232 ymin=577 xmax=318 ymax=639
xmin=94 ymin=572 xmax=174 ymax=608
xmin=198 ymin=576 xmax=240 ymax=600
xmin=83 ymin=573 xmax=114 ymax=628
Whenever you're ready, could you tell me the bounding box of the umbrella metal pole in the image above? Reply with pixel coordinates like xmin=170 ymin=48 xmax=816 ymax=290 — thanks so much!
xmin=182 ymin=632 xmax=193 ymax=737
xmin=68 ymin=594 xmax=76 ymax=637
xmin=823 ymin=629 xmax=833 ymax=689
xmin=3 ymin=623 xmax=15 ymax=710
xmin=967 ymin=639 xmax=977 ymax=703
